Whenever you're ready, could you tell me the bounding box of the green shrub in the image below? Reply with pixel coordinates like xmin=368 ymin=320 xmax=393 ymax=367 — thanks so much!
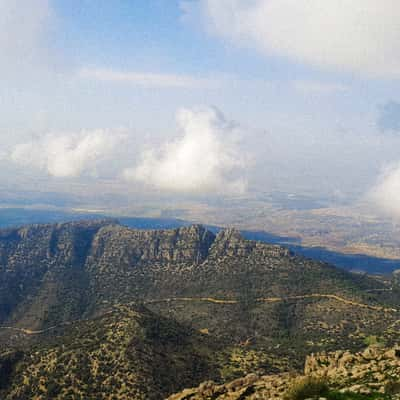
xmin=385 ymin=380 xmax=400 ymax=395
xmin=363 ymin=335 xmax=386 ymax=347
xmin=284 ymin=376 xmax=329 ymax=400
xmin=326 ymin=391 xmax=390 ymax=400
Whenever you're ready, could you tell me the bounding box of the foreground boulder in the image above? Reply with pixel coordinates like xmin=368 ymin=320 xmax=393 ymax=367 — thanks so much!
xmin=168 ymin=346 xmax=400 ymax=399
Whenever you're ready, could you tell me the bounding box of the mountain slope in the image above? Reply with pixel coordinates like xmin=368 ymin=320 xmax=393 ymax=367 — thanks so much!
xmin=0 ymin=220 xmax=400 ymax=396
xmin=0 ymin=303 xmax=219 ymax=400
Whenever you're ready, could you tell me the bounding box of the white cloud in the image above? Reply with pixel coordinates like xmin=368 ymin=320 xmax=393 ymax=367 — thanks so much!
xmin=124 ymin=106 xmax=246 ymax=194
xmin=11 ymin=130 xmax=125 ymax=178
xmin=369 ymin=163 xmax=400 ymax=218
xmin=184 ymin=0 xmax=400 ymax=79
xmin=78 ymin=67 xmax=218 ymax=89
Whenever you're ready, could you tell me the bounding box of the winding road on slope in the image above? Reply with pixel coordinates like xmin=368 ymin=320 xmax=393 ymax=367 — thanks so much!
xmin=0 ymin=293 xmax=397 ymax=336
xmin=146 ymin=293 xmax=397 ymax=312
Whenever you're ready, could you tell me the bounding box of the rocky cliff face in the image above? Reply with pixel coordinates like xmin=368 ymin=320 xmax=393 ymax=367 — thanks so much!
xmin=209 ymin=228 xmax=290 ymax=260
xmin=0 ymin=222 xmax=219 ymax=329
xmin=0 ymin=220 xmax=112 ymax=329
xmin=0 ymin=220 xmax=112 ymax=269
xmin=89 ymin=224 xmax=216 ymax=266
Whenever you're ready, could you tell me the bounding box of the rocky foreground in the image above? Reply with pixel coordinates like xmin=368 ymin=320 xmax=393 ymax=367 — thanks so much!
xmin=168 ymin=345 xmax=400 ymax=399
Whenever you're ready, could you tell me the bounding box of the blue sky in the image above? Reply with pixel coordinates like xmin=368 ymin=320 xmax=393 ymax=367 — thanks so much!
xmin=2 ymin=0 xmax=400 ymax=216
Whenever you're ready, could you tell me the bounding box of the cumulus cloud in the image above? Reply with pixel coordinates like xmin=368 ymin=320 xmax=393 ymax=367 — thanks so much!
xmin=369 ymin=164 xmax=400 ymax=218
xmin=78 ymin=67 xmax=218 ymax=89
xmin=377 ymin=101 xmax=400 ymax=133
xmin=183 ymin=0 xmax=400 ymax=78
xmin=11 ymin=130 xmax=125 ymax=178
xmin=124 ymin=107 xmax=246 ymax=194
